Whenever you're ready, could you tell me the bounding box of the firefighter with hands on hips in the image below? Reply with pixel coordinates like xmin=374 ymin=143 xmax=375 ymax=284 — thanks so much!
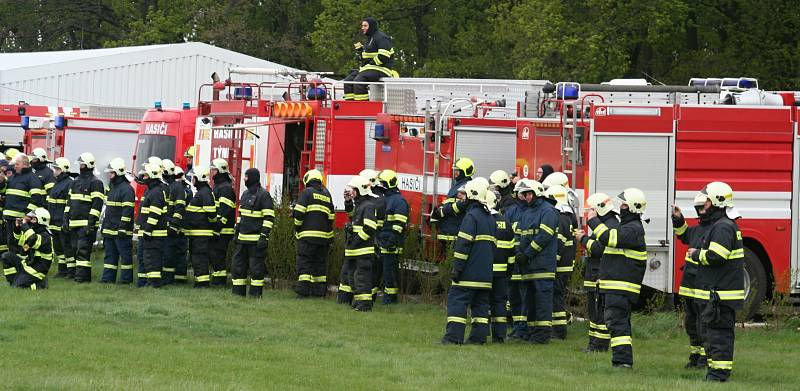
xmin=441 ymin=177 xmax=496 ymax=345
xmin=230 ymin=168 xmax=274 ymax=298
xmin=99 ymin=158 xmax=135 ymax=284
xmin=576 ymin=188 xmax=647 ymax=368
xmin=29 ymin=148 xmax=55 ymax=195
xmin=47 ymin=157 xmax=74 ymax=279
xmin=545 ymin=184 xmax=576 ymax=340
xmin=430 ymin=157 xmax=474 ymax=242
xmin=182 ymin=166 xmax=217 ymax=288
xmin=505 ymin=178 xmax=533 ymax=340
xmin=375 ymin=169 xmax=408 ymax=304
xmin=209 ymin=158 xmax=236 ymax=286
xmin=342 ymin=175 xmax=378 ymax=311
xmin=484 ymin=189 xmax=514 ymax=343
xmin=2 ymin=208 xmax=53 ymax=290
xmin=342 ymin=17 xmax=397 ymax=101
xmin=65 ymin=152 xmax=105 ymax=283
xmin=578 ymin=192 xmax=617 ymax=353
xmin=4 ymin=154 xmax=45 ymax=254
xmin=515 ymin=179 xmax=559 ymax=344
xmin=686 ymin=182 xmax=744 ymax=382
xmin=135 ymin=161 xmax=169 ymax=288
xmin=293 ymin=169 xmax=335 ymax=298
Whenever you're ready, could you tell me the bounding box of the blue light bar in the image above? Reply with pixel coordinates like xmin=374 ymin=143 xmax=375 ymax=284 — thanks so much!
xmin=182 ymin=101 xmax=191 ymax=110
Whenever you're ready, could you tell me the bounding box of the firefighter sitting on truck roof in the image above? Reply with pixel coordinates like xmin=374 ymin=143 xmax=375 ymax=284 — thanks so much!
xmin=343 ymin=17 xmax=398 ymax=101
xmin=65 ymin=152 xmax=105 ymax=284
xmin=431 ymin=157 xmax=474 ymax=242
xmin=29 ymin=148 xmax=55 ymax=195
xmin=293 ymin=169 xmax=334 ymax=299
xmin=210 ymin=158 xmax=236 ymax=286
xmin=183 ymin=166 xmax=216 ymax=288
xmin=4 ymin=154 xmax=45 ymax=255
xmin=47 ymin=157 xmax=75 ymax=279
xmin=2 ymin=208 xmax=53 ymax=290
xmin=231 ymin=168 xmax=274 ymax=298
xmin=99 ymin=158 xmax=135 ymax=285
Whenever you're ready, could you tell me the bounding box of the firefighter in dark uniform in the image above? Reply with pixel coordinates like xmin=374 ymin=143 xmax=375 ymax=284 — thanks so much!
xmin=231 ymin=168 xmax=274 ymax=298
xmin=431 ymin=157 xmax=474 ymax=243
xmin=516 ymin=179 xmax=559 ymax=344
xmin=170 ymin=166 xmax=192 ymax=284
xmin=100 ymin=158 xmax=135 ymax=284
xmin=442 ymin=178 xmax=496 ymax=344
xmin=294 ymin=169 xmax=335 ymax=298
xmin=183 ymin=166 xmax=216 ymax=288
xmin=65 ymin=152 xmax=105 ymax=283
xmin=342 ymin=176 xmax=378 ymax=311
xmin=343 ymin=17 xmax=397 ymax=101
xmin=506 ymin=179 xmax=532 ymax=340
xmin=579 ymin=192 xmax=616 ymax=352
xmin=490 ymin=170 xmax=515 ymax=212
xmin=546 ymin=185 xmax=577 ymax=340
xmin=672 ymin=193 xmax=713 ymax=368
xmin=485 ymin=190 xmax=514 ymax=343
xmin=689 ymin=182 xmax=744 ymax=382
xmin=356 ymin=169 xmax=385 ymax=299
xmin=376 ymin=169 xmax=409 ymax=304
xmin=2 ymin=208 xmax=53 ymax=289
xmin=161 ymin=159 xmax=187 ymax=285
xmin=0 ymin=159 xmax=8 ymax=267
xmin=4 ymin=154 xmax=45 ymax=253
xmin=210 ymin=158 xmax=236 ymax=286
xmin=135 ymin=161 xmax=169 ymax=288
xmin=30 ymin=148 xmax=55 ymax=195
xmin=577 ymin=188 xmax=647 ymax=368
xmin=47 ymin=157 xmax=74 ymax=278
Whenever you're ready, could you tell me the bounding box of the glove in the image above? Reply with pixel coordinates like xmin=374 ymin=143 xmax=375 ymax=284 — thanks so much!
xmin=344 ymin=222 xmax=353 ymax=234
xmin=515 ymin=253 xmax=529 ymax=268
xmin=353 ymin=42 xmax=364 ymax=51
xmin=450 ymin=267 xmax=461 ymax=284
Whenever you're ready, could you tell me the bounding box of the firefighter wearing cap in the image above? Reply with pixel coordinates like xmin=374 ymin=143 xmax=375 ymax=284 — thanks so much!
xmin=343 ymin=17 xmax=397 ymax=101
xmin=210 ymin=158 xmax=236 ymax=286
xmin=375 ymin=169 xmax=408 ymax=304
xmin=2 ymin=208 xmax=53 ymax=289
xmin=135 ymin=161 xmax=169 ymax=287
xmin=170 ymin=166 xmax=193 ymax=283
xmin=4 ymin=154 xmax=45 ymax=253
xmin=577 ymin=188 xmax=647 ymax=368
xmin=342 ymin=176 xmax=378 ymax=311
xmin=515 ymin=179 xmax=559 ymax=344
xmin=689 ymin=182 xmax=744 ymax=382
xmin=183 ymin=166 xmax=217 ymax=288
xmin=505 ymin=178 xmax=532 ymax=339
xmin=579 ymin=192 xmax=617 ymax=352
xmin=673 ymin=193 xmax=713 ymax=369
xmin=231 ymin=168 xmax=274 ymax=298
xmin=99 ymin=158 xmax=135 ymax=284
xmin=30 ymin=148 xmax=55 ymax=195
xmin=47 ymin=157 xmax=74 ymax=278
xmin=545 ymin=184 xmax=576 ymax=339
xmin=485 ymin=189 xmax=514 ymax=343
xmin=431 ymin=157 xmax=474 ymax=242
xmin=294 ymin=169 xmax=335 ymax=298
xmin=65 ymin=152 xmax=105 ymax=283
xmin=442 ymin=177 xmax=496 ymax=344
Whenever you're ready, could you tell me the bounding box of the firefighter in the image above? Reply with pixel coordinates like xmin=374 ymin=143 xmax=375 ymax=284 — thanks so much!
xmin=578 ymin=193 xmax=617 ymax=353
xmin=343 ymin=17 xmax=397 ymax=101
xmin=135 ymin=161 xmax=169 ymax=288
xmin=506 ymin=179 xmax=533 ymax=340
xmin=355 ymin=169 xmax=385 ymax=299
xmin=161 ymin=159 xmax=187 ymax=285
xmin=673 ymin=193 xmax=713 ymax=369
xmin=183 ymin=166 xmax=216 ymax=288
xmin=210 ymin=158 xmax=236 ymax=286
xmin=231 ymin=168 xmax=274 ymax=298
xmin=294 ymin=169 xmax=335 ymax=298
xmin=65 ymin=152 xmax=104 ymax=283
xmin=170 ymin=166 xmax=193 ymax=284
xmin=99 ymin=158 xmax=135 ymax=284
xmin=542 ymin=171 xmax=581 ymax=219
xmin=375 ymin=169 xmax=408 ymax=304
xmin=545 ymin=184 xmax=576 ymax=340
xmin=47 ymin=157 xmax=74 ymax=278
xmin=489 ymin=169 xmax=514 ymax=212
xmin=515 ymin=179 xmax=559 ymax=344
xmin=431 ymin=157 xmax=474 ymax=242
xmin=576 ymin=188 xmax=647 ymax=368
xmin=485 ymin=189 xmax=514 ymax=343
xmin=689 ymin=182 xmax=744 ymax=382
xmin=29 ymin=148 xmax=55 ymax=195
xmin=2 ymin=208 xmax=53 ymax=289
xmin=441 ymin=178 xmax=496 ymax=344
xmin=342 ymin=175 xmax=378 ymax=311
xmin=4 ymin=154 xmax=45 ymax=254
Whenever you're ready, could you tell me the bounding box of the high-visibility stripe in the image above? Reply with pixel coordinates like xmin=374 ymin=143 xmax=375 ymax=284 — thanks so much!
xmin=345 ymin=247 xmax=374 ymax=257
xmin=674 ymin=222 xmax=688 ymax=236
xmin=708 ymin=359 xmax=733 ymax=370
xmin=457 ymin=232 xmax=474 ymax=241
xmin=354 ymin=293 xmax=372 ymax=301
xmin=451 ymin=280 xmax=491 ymax=289
xmin=471 ymin=317 xmax=489 ymax=324
xmin=522 ymin=272 xmax=555 ymax=280
xmin=528 ymin=321 xmax=552 ymax=327
xmin=610 ymin=335 xmax=632 ymax=347
xmin=296 ymin=230 xmax=334 ymax=239
xmin=447 ymin=316 xmax=467 ymax=324
xmin=196 ymin=275 xmax=211 ymax=282
xmin=298 ymin=274 xmax=313 ymax=282
xmin=492 ymin=264 xmax=508 ymax=272
xmin=599 ymin=279 xmax=641 ymax=294
xmin=338 ymin=284 xmax=352 ymax=293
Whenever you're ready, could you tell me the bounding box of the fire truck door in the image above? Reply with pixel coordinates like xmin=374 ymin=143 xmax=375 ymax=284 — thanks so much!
xmin=792 ymin=118 xmax=800 ymax=292
xmin=264 ymin=123 xmax=286 ymax=202
xmin=454 ymin=125 xmax=517 ymax=178
xmin=590 ymin=132 xmax=675 ymax=292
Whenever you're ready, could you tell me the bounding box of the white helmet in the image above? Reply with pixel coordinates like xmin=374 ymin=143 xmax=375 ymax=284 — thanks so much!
xmin=586 ymin=192 xmax=614 ymax=217
xmin=489 ymin=170 xmax=511 ymax=189
xmin=162 ymin=159 xmax=176 ymax=176
xmin=545 ymin=184 xmax=569 ymax=206
xmin=105 ymin=157 xmax=126 ymax=176
xmin=143 ymin=161 xmax=162 ymax=180
xmin=700 ymin=181 xmax=734 ymax=208
xmin=76 ymin=152 xmax=96 ymax=169
xmin=483 ymin=189 xmax=498 ymax=209
xmin=529 ymin=179 xmax=546 ymax=197
xmin=144 ymin=156 xmax=163 ymax=169
xmin=359 ymin=169 xmax=380 ymax=187
xmin=28 ymin=207 xmax=51 ymax=226
xmin=210 ymin=158 xmax=229 ymax=174
xmin=347 ymin=175 xmax=372 ymax=197
xmin=464 ymin=177 xmax=489 ymax=201
xmin=618 ymin=188 xmax=647 ymax=214
xmin=693 ymin=192 xmax=707 ymax=206
xmin=174 ymin=166 xmax=185 ymax=177
xmin=543 ymin=171 xmax=569 ymax=189
xmin=193 ymin=166 xmax=210 ymax=183
xmin=31 ymin=147 xmax=48 ymax=162
xmin=52 ymin=157 xmax=71 ymax=173
xmin=514 ymin=178 xmax=533 ymax=193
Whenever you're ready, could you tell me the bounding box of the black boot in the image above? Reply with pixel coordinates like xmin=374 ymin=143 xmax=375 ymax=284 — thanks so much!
xmin=337 ymin=291 xmax=353 ymax=305
xmin=248 ymin=285 xmax=263 ymax=298
xmin=232 ymin=285 xmax=247 ymax=297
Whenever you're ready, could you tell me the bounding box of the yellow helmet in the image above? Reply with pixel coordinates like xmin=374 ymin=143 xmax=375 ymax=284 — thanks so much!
xmin=378 ymin=169 xmax=398 ymax=189
xmin=464 ymin=177 xmax=489 ymax=201
xmin=586 ymin=192 xmax=614 ymax=217
xmin=543 ymin=171 xmax=569 ymax=189
xmin=454 ymin=157 xmax=474 ymax=177
xmin=105 ymin=157 xmax=126 ymax=176
xmin=700 ymin=181 xmax=734 ymax=208
xmin=184 ymin=145 xmax=195 ymax=158
xmin=143 ymin=161 xmax=162 ymax=180
xmin=30 ymin=147 xmax=48 ymax=162
xmin=52 ymin=157 xmax=71 ymax=173
xmin=347 ymin=175 xmax=372 ymax=197
xmin=5 ymin=148 xmax=20 ymax=159
xmin=76 ymin=152 xmax=96 ymax=169
xmin=303 ymin=169 xmax=323 ymax=185
xmin=489 ymin=170 xmax=511 ymax=189
xmin=545 ymin=184 xmax=569 ymax=206
xmin=193 ymin=166 xmax=210 ymax=182
xmin=359 ymin=169 xmax=380 ymax=186
xmin=618 ymin=188 xmax=647 ymax=214
xmin=162 ymin=159 xmax=176 ymax=175
xmin=210 ymin=158 xmax=229 ymax=174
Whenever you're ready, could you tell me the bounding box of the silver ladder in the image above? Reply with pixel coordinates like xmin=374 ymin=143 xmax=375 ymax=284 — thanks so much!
xmin=560 ymin=100 xmax=580 ymax=187
xmin=420 ymin=101 xmax=444 ymax=229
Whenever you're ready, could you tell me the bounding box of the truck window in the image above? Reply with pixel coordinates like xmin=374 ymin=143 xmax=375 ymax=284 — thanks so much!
xmin=134 ymin=135 xmax=176 ymax=170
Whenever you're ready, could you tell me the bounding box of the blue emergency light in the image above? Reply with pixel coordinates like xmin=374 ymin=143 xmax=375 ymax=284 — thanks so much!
xmin=54 ymin=114 xmax=66 ymax=130
xmin=555 ymin=82 xmax=580 ymax=100
xmin=154 ymin=101 xmax=163 ymax=110
xmin=182 ymin=101 xmax=191 ymax=110
xmin=20 ymin=116 xmax=29 ymax=130
xmin=234 ymin=87 xmax=253 ymax=100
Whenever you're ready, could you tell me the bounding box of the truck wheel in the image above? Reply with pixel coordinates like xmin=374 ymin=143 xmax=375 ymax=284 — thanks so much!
xmin=742 ymin=247 xmax=767 ymax=319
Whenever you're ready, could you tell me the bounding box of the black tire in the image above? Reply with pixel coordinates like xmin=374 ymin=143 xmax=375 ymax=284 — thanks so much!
xmin=742 ymin=247 xmax=768 ymax=319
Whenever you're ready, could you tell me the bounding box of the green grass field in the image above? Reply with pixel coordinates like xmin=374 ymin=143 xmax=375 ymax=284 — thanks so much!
xmin=2 ymin=273 xmax=798 ymax=390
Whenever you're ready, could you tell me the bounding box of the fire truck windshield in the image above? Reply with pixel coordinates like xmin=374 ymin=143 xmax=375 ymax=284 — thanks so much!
xmin=134 ymin=134 xmax=176 ymax=170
